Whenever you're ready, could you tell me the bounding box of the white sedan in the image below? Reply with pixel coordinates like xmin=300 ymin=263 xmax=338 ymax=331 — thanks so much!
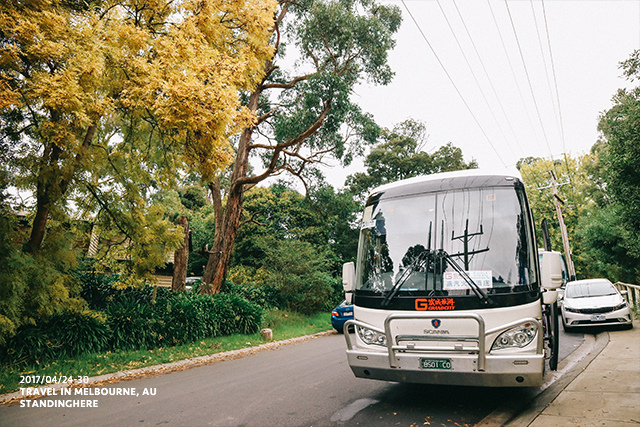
xmin=561 ymin=278 xmax=633 ymax=331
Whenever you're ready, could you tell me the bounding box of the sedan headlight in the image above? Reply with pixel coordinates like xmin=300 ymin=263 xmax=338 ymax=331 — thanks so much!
xmin=357 ymin=326 xmax=387 ymax=346
xmin=613 ymin=301 xmax=628 ymax=311
xmin=564 ymin=305 xmax=579 ymax=313
xmin=492 ymin=322 xmax=537 ymax=351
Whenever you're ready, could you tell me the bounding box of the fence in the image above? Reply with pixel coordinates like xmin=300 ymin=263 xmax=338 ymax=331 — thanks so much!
xmin=614 ymin=282 xmax=640 ymax=314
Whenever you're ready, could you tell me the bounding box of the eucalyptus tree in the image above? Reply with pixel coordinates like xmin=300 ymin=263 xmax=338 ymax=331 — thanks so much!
xmin=200 ymin=0 xmax=402 ymax=294
xmin=578 ymin=49 xmax=640 ymax=282
xmin=517 ymin=155 xmax=594 ymax=278
xmin=346 ymin=119 xmax=477 ymax=200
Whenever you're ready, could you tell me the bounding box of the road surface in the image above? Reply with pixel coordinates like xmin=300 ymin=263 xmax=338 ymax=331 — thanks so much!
xmin=0 ymin=329 xmax=583 ymax=427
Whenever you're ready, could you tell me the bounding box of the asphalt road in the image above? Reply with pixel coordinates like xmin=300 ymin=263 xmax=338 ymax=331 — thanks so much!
xmin=0 ymin=330 xmax=584 ymax=427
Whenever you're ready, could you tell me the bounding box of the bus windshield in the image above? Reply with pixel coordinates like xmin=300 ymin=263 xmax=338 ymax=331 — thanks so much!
xmin=355 ymin=184 xmax=538 ymax=310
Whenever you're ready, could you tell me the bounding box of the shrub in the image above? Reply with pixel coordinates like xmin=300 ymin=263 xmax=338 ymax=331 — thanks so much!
xmin=1 ymin=275 xmax=264 ymax=365
xmin=223 ymin=281 xmax=282 ymax=310
xmin=78 ymin=271 xmax=120 ymax=309
xmin=45 ymin=310 xmax=110 ymax=357
xmin=0 ymin=310 xmax=109 ymax=365
xmin=0 ymin=324 xmax=58 ymax=365
xmin=105 ymin=298 xmax=161 ymax=350
xmin=155 ymin=293 xmax=217 ymax=345
xmin=259 ymin=240 xmax=336 ymax=315
xmin=79 ymin=270 xmax=171 ymax=309
xmin=219 ymin=294 xmax=263 ymax=335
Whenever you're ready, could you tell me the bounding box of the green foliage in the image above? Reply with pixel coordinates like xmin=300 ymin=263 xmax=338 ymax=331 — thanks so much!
xmin=0 ymin=212 xmax=28 ymax=345
xmin=518 ymin=155 xmax=593 ymax=278
xmin=47 ymin=310 xmax=110 ymax=357
xmin=575 ymin=203 xmax=639 ymax=282
xmin=260 ymin=238 xmax=340 ymax=315
xmin=0 ymin=310 xmax=109 ymax=365
xmin=233 ymin=184 xmax=359 ymax=276
xmin=104 ymin=299 xmax=161 ymax=350
xmin=0 ymin=209 xmax=86 ymax=345
xmin=1 ymin=272 xmax=262 ymax=365
xmin=570 ymin=49 xmax=640 ymax=284
xmin=346 ymin=119 xmax=477 ymax=199
xmin=307 ymin=185 xmax=361 ymax=269
xmin=178 ymin=185 xmax=207 ymax=211
xmin=187 ymin=204 xmax=217 ymax=276
xmin=597 ymin=84 xmax=640 ymax=263
xmin=223 ymin=280 xmax=282 ymax=311
xmin=212 ymin=293 xmax=263 ymax=335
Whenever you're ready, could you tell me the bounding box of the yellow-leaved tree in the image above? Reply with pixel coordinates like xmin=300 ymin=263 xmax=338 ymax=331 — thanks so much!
xmin=1 ymin=0 xmax=275 ymax=253
xmin=0 ymin=0 xmax=276 ymax=339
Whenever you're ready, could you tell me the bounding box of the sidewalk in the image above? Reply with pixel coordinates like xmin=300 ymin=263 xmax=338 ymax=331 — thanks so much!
xmin=481 ymin=322 xmax=640 ymax=426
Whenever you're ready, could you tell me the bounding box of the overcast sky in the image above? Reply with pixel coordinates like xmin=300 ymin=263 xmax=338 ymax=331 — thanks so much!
xmin=326 ymin=0 xmax=640 ymax=187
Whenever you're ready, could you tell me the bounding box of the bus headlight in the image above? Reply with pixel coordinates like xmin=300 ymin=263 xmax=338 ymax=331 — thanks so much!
xmin=491 ymin=322 xmax=537 ymax=351
xmin=357 ymin=326 xmax=387 ymax=346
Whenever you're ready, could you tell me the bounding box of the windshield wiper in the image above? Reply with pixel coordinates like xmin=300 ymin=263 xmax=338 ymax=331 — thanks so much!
xmin=381 ymin=251 xmax=429 ymax=307
xmin=382 ymin=222 xmax=433 ymax=307
xmin=436 ymin=249 xmax=494 ymax=306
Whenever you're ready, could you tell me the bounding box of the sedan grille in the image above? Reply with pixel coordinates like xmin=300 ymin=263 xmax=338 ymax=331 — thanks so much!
xmin=576 ymin=306 xmax=615 ymax=314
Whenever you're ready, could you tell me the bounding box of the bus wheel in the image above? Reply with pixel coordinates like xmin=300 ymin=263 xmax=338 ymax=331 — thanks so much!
xmin=548 ymin=301 xmax=559 ymax=371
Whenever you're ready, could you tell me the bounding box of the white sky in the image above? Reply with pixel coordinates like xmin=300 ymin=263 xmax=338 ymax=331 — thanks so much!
xmin=325 ymin=0 xmax=640 ymax=188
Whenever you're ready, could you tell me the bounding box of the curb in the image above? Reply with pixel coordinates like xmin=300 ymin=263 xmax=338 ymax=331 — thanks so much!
xmin=0 ymin=330 xmax=335 ymax=406
xmin=476 ymin=331 xmax=610 ymax=426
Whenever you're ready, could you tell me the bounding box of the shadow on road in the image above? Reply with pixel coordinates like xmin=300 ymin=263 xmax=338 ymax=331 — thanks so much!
xmin=341 ymin=382 xmax=539 ymax=426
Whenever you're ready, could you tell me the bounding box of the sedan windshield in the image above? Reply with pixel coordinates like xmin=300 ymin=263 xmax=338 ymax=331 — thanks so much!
xmin=566 ymin=281 xmax=617 ymax=298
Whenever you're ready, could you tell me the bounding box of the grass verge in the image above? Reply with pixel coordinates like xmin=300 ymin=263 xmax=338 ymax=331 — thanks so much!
xmin=0 ymin=310 xmax=332 ymax=396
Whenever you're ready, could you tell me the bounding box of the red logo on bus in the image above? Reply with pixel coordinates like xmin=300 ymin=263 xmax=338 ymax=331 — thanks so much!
xmin=415 ymin=298 xmax=455 ymax=311
xmin=415 ymin=298 xmax=429 ymax=310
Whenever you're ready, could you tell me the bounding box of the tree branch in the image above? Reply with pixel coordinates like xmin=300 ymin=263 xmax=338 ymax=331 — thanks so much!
xmin=238 ymin=99 xmax=332 ymax=187
xmin=239 ymin=211 xmax=267 ymax=228
xmin=262 ymin=73 xmax=314 ymax=90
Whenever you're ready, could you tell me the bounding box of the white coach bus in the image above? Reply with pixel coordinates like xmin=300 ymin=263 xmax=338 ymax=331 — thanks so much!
xmin=342 ymin=169 xmax=563 ymax=387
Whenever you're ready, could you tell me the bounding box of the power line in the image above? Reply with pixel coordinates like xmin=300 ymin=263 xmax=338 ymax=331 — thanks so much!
xmin=541 ymin=0 xmax=572 ymax=178
xmin=451 ymin=0 xmax=526 ymax=157
xmin=435 ymin=0 xmax=519 ymax=160
xmin=529 ymin=0 xmax=563 ymax=143
xmin=486 ymin=0 xmax=540 ymax=149
xmin=503 ymin=0 xmax=556 ymax=165
xmin=400 ymin=0 xmax=507 ymax=167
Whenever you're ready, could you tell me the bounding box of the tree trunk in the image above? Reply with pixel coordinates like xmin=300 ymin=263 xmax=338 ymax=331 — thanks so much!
xmin=200 ymin=188 xmax=244 ymax=294
xmin=25 ymin=195 xmax=51 ymax=254
xmin=200 ymin=90 xmax=260 ymax=294
xmin=25 ymin=124 xmax=97 ymax=253
xmin=172 ymin=215 xmax=189 ymax=291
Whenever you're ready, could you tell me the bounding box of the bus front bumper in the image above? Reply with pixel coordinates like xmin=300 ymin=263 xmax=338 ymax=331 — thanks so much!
xmin=343 ymin=314 xmax=545 ymax=387
xmin=346 ymin=348 xmax=544 ymax=387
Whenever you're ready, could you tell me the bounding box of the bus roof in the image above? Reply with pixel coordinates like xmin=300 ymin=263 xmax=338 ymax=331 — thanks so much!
xmin=368 ymin=168 xmax=523 ymax=201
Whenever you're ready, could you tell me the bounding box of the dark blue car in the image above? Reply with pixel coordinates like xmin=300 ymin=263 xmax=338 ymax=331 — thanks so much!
xmin=331 ymin=300 xmax=354 ymax=333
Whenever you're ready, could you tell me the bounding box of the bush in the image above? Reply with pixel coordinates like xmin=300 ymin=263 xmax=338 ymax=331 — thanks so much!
xmin=223 ymin=281 xmax=282 ymax=310
xmin=46 ymin=310 xmax=110 ymax=357
xmin=214 ymin=293 xmax=262 ymax=335
xmin=77 ymin=270 xmax=120 ymax=309
xmin=0 ymin=310 xmax=109 ymax=365
xmin=105 ymin=298 xmax=161 ymax=350
xmin=154 ymin=293 xmax=218 ymax=345
xmin=0 ymin=271 xmax=264 ymax=366
xmin=79 ymin=271 xmax=168 ymax=309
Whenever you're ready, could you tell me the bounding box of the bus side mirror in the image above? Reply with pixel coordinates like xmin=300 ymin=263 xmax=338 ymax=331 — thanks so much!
xmin=342 ymin=262 xmax=356 ymax=304
xmin=540 ymin=251 xmax=563 ymax=290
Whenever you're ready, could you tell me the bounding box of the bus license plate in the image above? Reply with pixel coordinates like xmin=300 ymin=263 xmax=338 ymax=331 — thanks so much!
xmin=420 ymin=358 xmax=452 ymax=370
xmin=591 ymin=314 xmax=606 ymax=321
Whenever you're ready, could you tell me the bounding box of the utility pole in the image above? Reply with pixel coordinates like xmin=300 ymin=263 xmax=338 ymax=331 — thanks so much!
xmin=548 ymin=170 xmax=576 ymax=280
